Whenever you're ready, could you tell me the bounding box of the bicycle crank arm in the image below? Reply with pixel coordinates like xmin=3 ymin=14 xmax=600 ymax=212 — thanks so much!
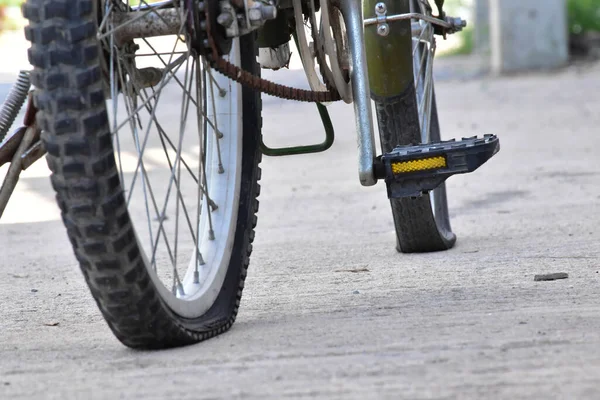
xmin=377 ymin=134 xmax=500 ymax=199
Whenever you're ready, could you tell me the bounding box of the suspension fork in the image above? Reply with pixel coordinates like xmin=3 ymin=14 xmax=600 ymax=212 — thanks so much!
xmin=340 ymin=0 xmax=414 ymax=187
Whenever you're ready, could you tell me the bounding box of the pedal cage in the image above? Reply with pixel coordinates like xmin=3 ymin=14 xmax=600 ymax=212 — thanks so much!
xmin=379 ymin=134 xmax=500 ymax=199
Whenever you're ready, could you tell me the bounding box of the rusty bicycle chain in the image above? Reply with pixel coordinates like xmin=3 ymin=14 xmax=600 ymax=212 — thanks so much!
xmin=203 ymin=3 xmax=342 ymax=103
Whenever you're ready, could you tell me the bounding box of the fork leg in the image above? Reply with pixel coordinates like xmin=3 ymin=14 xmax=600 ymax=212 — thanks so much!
xmin=339 ymin=0 xmax=377 ymax=187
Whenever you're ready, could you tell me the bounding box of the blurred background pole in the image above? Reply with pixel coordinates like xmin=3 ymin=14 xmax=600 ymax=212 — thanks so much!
xmin=489 ymin=0 xmax=568 ymax=74
xmin=474 ymin=0 xmax=490 ymax=56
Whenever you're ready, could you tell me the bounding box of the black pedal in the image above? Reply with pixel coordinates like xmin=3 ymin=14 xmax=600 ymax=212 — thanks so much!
xmin=379 ymin=135 xmax=500 ymax=199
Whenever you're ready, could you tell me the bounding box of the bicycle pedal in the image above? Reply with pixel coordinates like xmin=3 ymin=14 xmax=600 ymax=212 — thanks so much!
xmin=378 ymin=134 xmax=500 ymax=199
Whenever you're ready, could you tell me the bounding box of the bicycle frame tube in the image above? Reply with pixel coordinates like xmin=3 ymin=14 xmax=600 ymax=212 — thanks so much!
xmin=340 ymin=0 xmax=415 ymax=186
xmin=339 ymin=0 xmax=377 ymax=186
xmin=363 ymin=0 xmax=414 ymax=97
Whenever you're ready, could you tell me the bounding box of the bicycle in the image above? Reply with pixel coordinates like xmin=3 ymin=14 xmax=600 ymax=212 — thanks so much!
xmin=1 ymin=0 xmax=499 ymax=348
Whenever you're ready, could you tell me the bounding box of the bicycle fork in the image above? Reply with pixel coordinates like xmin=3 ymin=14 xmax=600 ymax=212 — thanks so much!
xmin=343 ymin=0 xmax=499 ymax=195
xmin=340 ymin=0 xmax=378 ymax=187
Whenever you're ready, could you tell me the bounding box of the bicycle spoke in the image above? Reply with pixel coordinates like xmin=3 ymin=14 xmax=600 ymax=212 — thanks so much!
xmin=131 ymin=80 xmax=217 ymax=214
xmin=412 ymin=21 xmax=430 ymax=56
xmin=204 ymin=61 xmax=225 ymax=173
xmin=115 ymin=48 xmax=156 ymax=255
xmin=123 ymin=54 xmax=204 ymax=245
xmin=172 ymin=55 xmax=197 ymax=291
xmin=114 ymin=51 xmax=181 ymax=274
xmin=97 ymin=0 xmax=244 ymax=302
xmin=421 ymin=42 xmax=435 ymax=143
xmin=118 ymin=51 xmax=202 ymax=188
xmin=140 ymin=39 xmax=199 ymax=106
xmin=206 ymin=64 xmax=227 ymax=98
xmin=104 ymin=8 xmax=194 ymax=287
xmin=138 ymin=38 xmax=224 ymax=140
xmin=413 ymin=25 xmax=430 ymax=87
xmin=113 ymin=54 xmax=187 ymax=134
xmin=194 ymin=125 xmax=204 ymax=283
xmin=144 ymin=51 xmax=199 ymax=292
xmin=118 ymin=75 xmax=196 ymax=288
xmin=98 ymin=2 xmax=114 ymax=34
xmin=144 ymin=62 xmax=210 ymax=255
xmin=153 ymin=126 xmax=204 ymax=256
xmin=418 ymin=41 xmax=435 ymax=134
xmin=106 ymin=20 xmax=126 ymax=191
xmin=119 ymin=88 xmax=178 ymax=274
xmin=126 ymin=51 xmax=188 ymax=58
xmin=196 ymin=56 xmax=215 ymax=241
xmin=148 ymin=68 xmax=189 ymax=276
xmin=124 ymin=36 xmax=190 ymax=203
xmin=410 ymin=0 xmax=436 ymax=145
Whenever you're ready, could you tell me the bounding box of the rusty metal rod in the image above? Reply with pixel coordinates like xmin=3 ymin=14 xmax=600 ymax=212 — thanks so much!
xmin=21 ymin=141 xmax=46 ymax=171
xmin=0 ymin=125 xmax=38 ymax=217
xmin=109 ymin=9 xmax=182 ymax=45
xmin=0 ymin=126 xmax=26 ymax=168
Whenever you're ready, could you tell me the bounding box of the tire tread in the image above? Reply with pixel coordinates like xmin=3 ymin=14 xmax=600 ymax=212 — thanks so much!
xmin=24 ymin=0 xmax=262 ymax=348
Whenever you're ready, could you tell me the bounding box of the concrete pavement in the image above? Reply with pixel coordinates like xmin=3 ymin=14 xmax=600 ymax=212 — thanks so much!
xmin=1 ymin=51 xmax=600 ymax=399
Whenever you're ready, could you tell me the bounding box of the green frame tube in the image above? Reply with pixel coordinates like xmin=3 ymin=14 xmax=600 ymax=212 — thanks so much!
xmin=259 ymin=102 xmax=334 ymax=156
xmin=259 ymin=31 xmax=335 ymax=157
xmin=363 ymin=0 xmax=414 ymax=98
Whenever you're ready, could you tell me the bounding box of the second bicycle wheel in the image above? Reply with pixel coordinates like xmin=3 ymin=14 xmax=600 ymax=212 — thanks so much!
xmin=370 ymin=0 xmax=456 ymax=253
xmin=23 ymin=0 xmax=262 ymax=348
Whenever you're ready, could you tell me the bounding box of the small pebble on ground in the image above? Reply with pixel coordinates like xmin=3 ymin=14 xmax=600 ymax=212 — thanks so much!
xmin=534 ymin=272 xmax=569 ymax=281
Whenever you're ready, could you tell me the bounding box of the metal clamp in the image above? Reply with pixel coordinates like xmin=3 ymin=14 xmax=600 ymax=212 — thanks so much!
xmin=364 ymin=11 xmax=467 ymax=34
xmin=374 ymin=2 xmax=389 ymax=37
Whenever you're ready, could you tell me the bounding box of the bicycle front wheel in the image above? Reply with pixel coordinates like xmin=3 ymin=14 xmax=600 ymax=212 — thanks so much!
xmin=23 ymin=0 xmax=262 ymax=348
xmin=371 ymin=0 xmax=456 ymax=253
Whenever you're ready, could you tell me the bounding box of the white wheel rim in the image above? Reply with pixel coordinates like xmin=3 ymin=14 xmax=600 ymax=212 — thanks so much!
xmin=100 ymin=1 xmax=243 ymax=318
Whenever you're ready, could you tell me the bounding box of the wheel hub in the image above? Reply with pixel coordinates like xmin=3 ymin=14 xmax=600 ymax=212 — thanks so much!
xmin=184 ymin=0 xmax=232 ymax=56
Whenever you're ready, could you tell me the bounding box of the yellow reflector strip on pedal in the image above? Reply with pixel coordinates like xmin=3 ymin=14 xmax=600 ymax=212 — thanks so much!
xmin=391 ymin=156 xmax=446 ymax=174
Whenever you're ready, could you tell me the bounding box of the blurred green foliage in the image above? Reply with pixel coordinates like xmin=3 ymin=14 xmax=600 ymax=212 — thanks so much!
xmin=568 ymin=0 xmax=600 ymax=34
xmin=451 ymin=27 xmax=474 ymax=55
xmin=442 ymin=0 xmax=600 ymax=55
xmin=439 ymin=0 xmax=474 ymax=56
xmin=0 ymin=0 xmax=23 ymax=6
